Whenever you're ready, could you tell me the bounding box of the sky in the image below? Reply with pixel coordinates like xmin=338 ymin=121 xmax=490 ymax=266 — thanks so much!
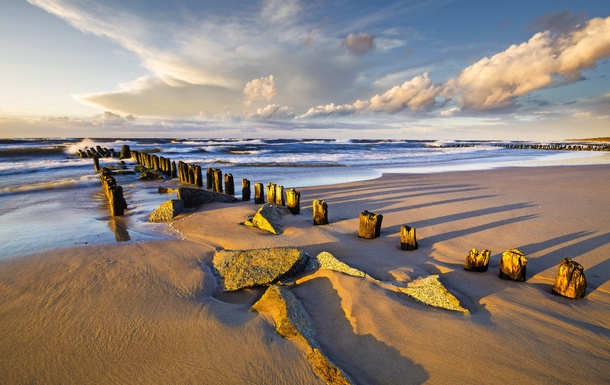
xmin=0 ymin=0 xmax=609 ymax=139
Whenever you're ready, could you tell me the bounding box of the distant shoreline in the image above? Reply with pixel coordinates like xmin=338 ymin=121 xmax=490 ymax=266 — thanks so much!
xmin=566 ymin=137 xmax=610 ymax=142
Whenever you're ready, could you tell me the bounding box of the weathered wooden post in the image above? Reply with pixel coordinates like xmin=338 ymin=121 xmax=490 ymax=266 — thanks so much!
xmin=358 ymin=211 xmax=382 ymax=239
xmin=400 ymin=225 xmax=418 ymax=250
xmin=188 ymin=165 xmax=195 ymax=185
xmin=206 ymin=168 xmax=213 ymax=189
xmin=266 ymin=183 xmax=276 ymax=204
xmin=242 ymin=178 xmax=251 ymax=201
xmin=119 ymin=144 xmax=131 ymax=159
xmin=108 ymin=185 xmax=125 ymax=216
xmin=552 ymin=258 xmax=587 ymax=298
xmin=178 ymin=161 xmax=185 ymax=182
xmin=213 ymin=169 xmax=223 ymax=193
xmin=254 ymin=183 xmax=265 ymax=204
xmin=225 ymin=173 xmax=234 ymax=195
xmin=464 ymin=248 xmax=490 ymax=272
xmin=195 ymin=165 xmax=203 ymax=187
xmin=275 ymin=185 xmax=284 ymax=205
xmin=286 ymin=189 xmax=300 ymax=215
xmin=93 ymin=155 xmax=100 ymax=172
xmin=171 ymin=161 xmax=177 ymax=178
xmin=499 ymin=249 xmax=527 ymax=281
xmin=313 ymin=200 xmax=328 ymax=225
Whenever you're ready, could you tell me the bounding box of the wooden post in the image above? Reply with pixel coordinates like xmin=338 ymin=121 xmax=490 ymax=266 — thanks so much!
xmin=242 ymin=178 xmax=251 ymax=201
xmin=206 ymin=168 xmax=213 ymax=189
xmin=400 ymin=225 xmax=418 ymax=250
xmin=464 ymin=248 xmax=490 ymax=272
xmin=286 ymin=189 xmax=300 ymax=215
xmin=119 ymin=144 xmax=131 ymax=159
xmin=213 ymin=169 xmax=223 ymax=193
xmin=195 ymin=165 xmax=203 ymax=187
xmin=225 ymin=173 xmax=234 ymax=195
xmin=358 ymin=211 xmax=382 ymax=239
xmin=254 ymin=183 xmax=264 ymax=204
xmin=313 ymin=200 xmax=328 ymax=225
xmin=275 ymin=185 xmax=284 ymax=205
xmin=188 ymin=165 xmax=195 ymax=185
xmin=499 ymin=249 xmax=527 ymax=281
xmin=93 ymin=155 xmax=100 ymax=172
xmin=266 ymin=183 xmax=276 ymax=204
xmin=171 ymin=161 xmax=177 ymax=178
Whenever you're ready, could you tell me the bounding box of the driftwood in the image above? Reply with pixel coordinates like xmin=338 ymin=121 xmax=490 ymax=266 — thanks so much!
xmin=358 ymin=211 xmax=382 ymax=239
xmin=312 ymin=200 xmax=329 ymax=225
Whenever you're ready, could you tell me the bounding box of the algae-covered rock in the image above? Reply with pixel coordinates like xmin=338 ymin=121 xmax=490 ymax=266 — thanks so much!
xmin=139 ymin=170 xmax=164 ymax=180
xmin=251 ymin=285 xmax=354 ymax=385
xmin=244 ymin=203 xmax=284 ymax=235
xmin=213 ymin=248 xmax=309 ymax=292
xmin=149 ymin=199 xmax=184 ymax=222
xmin=398 ymin=275 xmax=468 ymax=313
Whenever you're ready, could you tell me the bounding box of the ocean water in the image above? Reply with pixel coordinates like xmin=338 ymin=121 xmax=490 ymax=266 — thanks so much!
xmin=1 ymin=138 xmax=609 ymax=259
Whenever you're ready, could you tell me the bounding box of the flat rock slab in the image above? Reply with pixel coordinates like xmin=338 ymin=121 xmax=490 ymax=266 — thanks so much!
xmin=213 ymin=248 xmax=310 ymax=292
xmin=149 ymin=199 xmax=184 ymax=222
xmin=177 ymin=187 xmax=237 ymax=208
xmin=244 ymin=203 xmax=284 ymax=235
xmin=251 ymin=285 xmax=355 ymax=385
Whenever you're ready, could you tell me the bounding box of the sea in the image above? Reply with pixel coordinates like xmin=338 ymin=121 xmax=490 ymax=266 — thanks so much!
xmin=1 ymin=137 xmax=609 ymax=259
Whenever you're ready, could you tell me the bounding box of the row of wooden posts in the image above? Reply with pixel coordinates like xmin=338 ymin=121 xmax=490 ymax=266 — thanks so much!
xmin=99 ymin=168 xmax=126 ymax=216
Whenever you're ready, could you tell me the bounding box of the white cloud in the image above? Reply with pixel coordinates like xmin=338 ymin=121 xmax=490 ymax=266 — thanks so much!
xmin=248 ymin=104 xmax=295 ymax=120
xmin=342 ymin=32 xmax=376 ymax=56
xmin=261 ymin=0 xmax=301 ymax=24
xmin=243 ymin=75 xmax=277 ymax=102
xmin=443 ymin=16 xmax=610 ymax=110
xmin=440 ymin=107 xmax=461 ymax=117
xmin=299 ymin=73 xmax=438 ymax=118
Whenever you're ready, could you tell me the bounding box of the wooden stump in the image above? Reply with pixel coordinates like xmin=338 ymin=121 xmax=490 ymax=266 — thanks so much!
xmin=242 ymin=179 xmax=251 ymax=201
xmin=266 ymin=183 xmax=276 ymax=204
xmin=171 ymin=161 xmax=177 ymax=178
xmin=275 ymin=185 xmax=284 ymax=206
xmin=358 ymin=211 xmax=383 ymax=239
xmin=400 ymin=225 xmax=418 ymax=250
xmin=225 ymin=173 xmax=235 ymax=195
xmin=254 ymin=183 xmax=265 ymax=204
xmin=213 ymin=169 xmax=223 ymax=193
xmin=312 ymin=200 xmax=328 ymax=225
xmin=286 ymin=189 xmax=300 ymax=215
xmin=206 ymin=168 xmax=213 ymax=189
xmin=464 ymin=248 xmax=490 ymax=272
xmin=499 ymin=249 xmax=527 ymax=281
xmin=93 ymin=155 xmax=100 ymax=172
xmin=108 ymin=185 xmax=125 ymax=216
xmin=188 ymin=165 xmax=195 ymax=185
xmin=552 ymin=258 xmax=587 ymax=299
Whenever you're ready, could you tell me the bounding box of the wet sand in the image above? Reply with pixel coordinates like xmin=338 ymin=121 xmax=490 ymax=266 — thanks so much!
xmin=1 ymin=165 xmax=609 ymax=384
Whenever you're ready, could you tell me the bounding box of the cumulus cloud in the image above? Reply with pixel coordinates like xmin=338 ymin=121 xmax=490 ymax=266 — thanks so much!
xmin=299 ymin=73 xmax=438 ymax=118
xmin=243 ymin=75 xmax=277 ymax=104
xmin=342 ymin=32 xmax=376 ymax=56
xmin=248 ymin=104 xmax=295 ymax=120
xmin=443 ymin=16 xmax=610 ymax=110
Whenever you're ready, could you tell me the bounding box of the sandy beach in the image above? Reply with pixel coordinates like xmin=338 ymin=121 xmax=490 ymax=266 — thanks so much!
xmin=1 ymin=165 xmax=609 ymax=384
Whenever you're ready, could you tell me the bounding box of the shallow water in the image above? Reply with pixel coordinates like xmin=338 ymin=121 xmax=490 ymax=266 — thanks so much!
xmin=0 ymin=138 xmax=608 ymax=259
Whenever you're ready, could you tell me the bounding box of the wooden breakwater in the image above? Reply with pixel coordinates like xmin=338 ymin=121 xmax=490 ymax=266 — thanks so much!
xmin=99 ymin=168 xmax=127 ymax=216
xmin=440 ymin=142 xmax=610 ymax=151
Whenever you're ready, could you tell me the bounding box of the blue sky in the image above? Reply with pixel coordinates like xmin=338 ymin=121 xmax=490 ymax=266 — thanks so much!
xmin=0 ymin=0 xmax=609 ymax=139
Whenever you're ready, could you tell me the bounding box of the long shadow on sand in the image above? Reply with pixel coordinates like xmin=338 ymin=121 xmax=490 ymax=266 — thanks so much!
xmin=294 ymin=277 xmax=430 ymax=385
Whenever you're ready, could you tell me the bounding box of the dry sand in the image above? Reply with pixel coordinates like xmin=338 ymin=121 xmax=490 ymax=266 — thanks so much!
xmin=1 ymin=165 xmax=609 ymax=384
